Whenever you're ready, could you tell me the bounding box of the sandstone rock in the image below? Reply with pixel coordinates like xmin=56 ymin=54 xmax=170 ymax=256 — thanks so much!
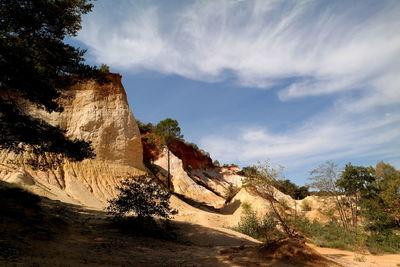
xmin=154 ymin=149 xmax=225 ymax=208
xmin=0 ymin=74 xmax=146 ymax=208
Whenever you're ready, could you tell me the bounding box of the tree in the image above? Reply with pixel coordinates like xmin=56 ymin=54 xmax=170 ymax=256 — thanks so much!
xmin=336 ymin=163 xmax=375 ymax=227
xmin=154 ymin=118 xmax=183 ymax=142
xmin=154 ymin=118 xmax=183 ymax=190
xmin=99 ymin=64 xmax=110 ymax=73
xmin=107 ymin=175 xmax=177 ymax=220
xmin=0 ymin=0 xmax=103 ymax=165
xmin=243 ymin=160 xmax=297 ymax=238
xmin=308 ymin=161 xmax=350 ymax=230
xmin=374 ymin=162 xmax=400 ymax=227
xmin=273 ymin=179 xmax=309 ymax=200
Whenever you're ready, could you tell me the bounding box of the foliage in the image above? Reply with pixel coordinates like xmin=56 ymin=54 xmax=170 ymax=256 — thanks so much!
xmin=242 ymin=160 xmax=297 ymax=238
xmin=301 ymin=199 xmax=312 ymax=211
xmin=107 ymin=175 xmax=177 ymax=220
xmin=336 ymin=163 xmax=375 ymax=227
xmin=224 ymin=184 xmax=239 ymax=202
xmin=307 ymin=161 xmax=400 ymax=253
xmin=293 ymin=217 xmax=365 ymax=251
xmin=367 ymin=232 xmax=400 ymax=254
xmin=273 ymin=179 xmax=309 ymax=200
xmin=137 ymin=120 xmax=154 ymax=134
xmin=154 ymin=118 xmax=184 ymax=144
xmin=213 ymin=160 xmax=220 ymax=167
xmin=0 ymin=0 xmax=102 ymax=163
xmin=99 ymin=64 xmax=110 ymax=73
xmin=308 ymin=161 xmax=351 ymax=230
xmin=374 ymin=162 xmax=400 ymax=226
xmin=232 ymin=203 xmax=282 ymax=243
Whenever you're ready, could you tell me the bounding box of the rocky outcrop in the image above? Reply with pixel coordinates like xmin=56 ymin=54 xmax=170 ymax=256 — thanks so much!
xmin=169 ymin=140 xmax=214 ymax=170
xmin=154 ymin=149 xmax=225 ymax=208
xmin=0 ymin=74 xmax=146 ymax=208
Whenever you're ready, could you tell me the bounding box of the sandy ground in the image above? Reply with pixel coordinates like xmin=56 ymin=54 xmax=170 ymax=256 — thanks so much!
xmin=308 ymin=244 xmax=400 ymax=267
xmin=1 ymin=192 xmax=399 ymax=266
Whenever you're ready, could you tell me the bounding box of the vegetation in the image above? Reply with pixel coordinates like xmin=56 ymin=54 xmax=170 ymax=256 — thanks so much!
xmin=224 ymin=184 xmax=239 ymax=203
xmin=107 ymin=175 xmax=177 ymax=238
xmin=305 ymin=161 xmax=400 ymax=253
xmin=300 ymin=199 xmax=312 ymax=212
xmin=0 ymin=0 xmax=104 ymax=165
xmin=308 ymin=161 xmax=351 ymax=230
xmin=242 ymin=160 xmax=298 ymax=238
xmin=242 ymin=166 xmax=309 ymax=200
xmin=273 ymin=179 xmax=309 ymax=200
xmin=292 ymin=217 xmax=364 ymax=251
xmin=232 ymin=203 xmax=283 ymax=243
xmin=99 ymin=64 xmax=110 ymax=73
xmin=107 ymin=175 xmax=177 ymax=220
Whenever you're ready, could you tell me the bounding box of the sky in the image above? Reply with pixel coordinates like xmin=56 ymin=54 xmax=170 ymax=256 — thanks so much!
xmin=72 ymin=0 xmax=400 ymax=185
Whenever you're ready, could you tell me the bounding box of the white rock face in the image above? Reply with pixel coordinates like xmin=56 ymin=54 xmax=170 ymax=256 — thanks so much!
xmin=154 ymin=149 xmax=225 ymax=208
xmin=0 ymin=74 xmax=146 ymax=208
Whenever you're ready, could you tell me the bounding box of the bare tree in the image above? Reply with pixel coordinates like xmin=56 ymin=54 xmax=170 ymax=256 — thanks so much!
xmin=308 ymin=161 xmax=350 ymax=230
xmin=243 ymin=160 xmax=298 ymax=238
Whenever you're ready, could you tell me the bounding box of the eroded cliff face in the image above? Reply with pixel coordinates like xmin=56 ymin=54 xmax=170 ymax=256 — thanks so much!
xmin=0 ymin=74 xmax=146 ymax=208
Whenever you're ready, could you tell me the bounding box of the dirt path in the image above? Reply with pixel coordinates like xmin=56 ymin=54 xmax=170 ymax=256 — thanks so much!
xmin=308 ymin=244 xmax=400 ymax=267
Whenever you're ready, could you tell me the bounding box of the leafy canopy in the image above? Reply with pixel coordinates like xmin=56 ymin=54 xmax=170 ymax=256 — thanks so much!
xmin=154 ymin=118 xmax=184 ymax=144
xmin=0 ymin=0 xmax=104 ymax=162
xmin=107 ymin=175 xmax=177 ymax=220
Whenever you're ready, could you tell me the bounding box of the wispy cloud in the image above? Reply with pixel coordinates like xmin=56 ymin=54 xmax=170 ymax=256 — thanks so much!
xmin=76 ymin=0 xmax=400 ymax=177
xmin=77 ymin=0 xmax=400 ymax=96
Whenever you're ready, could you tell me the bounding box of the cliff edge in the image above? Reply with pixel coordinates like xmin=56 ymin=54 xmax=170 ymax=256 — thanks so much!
xmin=0 ymin=74 xmax=146 ymax=208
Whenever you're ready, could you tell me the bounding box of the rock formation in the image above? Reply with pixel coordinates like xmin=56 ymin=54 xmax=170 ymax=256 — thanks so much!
xmin=0 ymin=74 xmax=146 ymax=208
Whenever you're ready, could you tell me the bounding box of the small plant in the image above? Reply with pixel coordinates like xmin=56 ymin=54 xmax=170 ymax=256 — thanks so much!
xmin=353 ymin=254 xmax=366 ymax=262
xmin=279 ymin=199 xmax=291 ymax=211
xmin=232 ymin=203 xmax=283 ymax=243
xmin=224 ymin=184 xmax=239 ymax=202
xmin=292 ymin=217 xmax=366 ymax=251
xmin=301 ymin=199 xmax=312 ymax=211
xmin=107 ymin=175 xmax=177 ymax=220
xmin=99 ymin=64 xmax=110 ymax=73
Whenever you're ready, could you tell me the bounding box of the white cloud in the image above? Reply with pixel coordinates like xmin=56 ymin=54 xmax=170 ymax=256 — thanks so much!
xmin=77 ymin=0 xmax=400 ymax=98
xmin=200 ymin=109 xmax=400 ymax=170
xmin=76 ymin=0 xmax=400 ymax=179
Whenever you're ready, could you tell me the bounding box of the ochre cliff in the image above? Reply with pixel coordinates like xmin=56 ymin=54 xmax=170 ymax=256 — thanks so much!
xmin=169 ymin=140 xmax=214 ymax=170
xmin=0 ymin=74 xmax=146 ymax=208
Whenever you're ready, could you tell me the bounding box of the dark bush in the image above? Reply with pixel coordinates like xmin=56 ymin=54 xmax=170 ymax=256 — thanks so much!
xmin=107 ymin=175 xmax=177 ymax=220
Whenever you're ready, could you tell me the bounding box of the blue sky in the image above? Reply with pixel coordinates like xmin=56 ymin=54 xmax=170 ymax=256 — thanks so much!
xmin=72 ymin=0 xmax=400 ymax=185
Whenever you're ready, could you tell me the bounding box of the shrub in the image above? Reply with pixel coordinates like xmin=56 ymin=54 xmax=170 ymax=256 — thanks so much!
xmin=367 ymin=232 xmax=400 ymax=254
xmin=107 ymin=175 xmax=177 ymax=220
xmin=232 ymin=203 xmax=283 ymax=243
xmin=301 ymin=199 xmax=312 ymax=211
xmin=293 ymin=217 xmax=365 ymax=251
xmin=99 ymin=64 xmax=110 ymax=73
xmin=213 ymin=160 xmax=220 ymax=167
xmin=224 ymin=184 xmax=239 ymax=202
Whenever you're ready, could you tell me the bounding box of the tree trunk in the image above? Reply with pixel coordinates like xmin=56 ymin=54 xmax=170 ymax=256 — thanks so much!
xmin=167 ymin=148 xmax=171 ymax=190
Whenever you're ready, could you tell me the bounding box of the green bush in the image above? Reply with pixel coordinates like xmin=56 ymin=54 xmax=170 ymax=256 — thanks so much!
xmin=231 ymin=203 xmax=283 ymax=243
xmin=293 ymin=218 xmax=365 ymax=251
xmin=99 ymin=64 xmax=110 ymax=73
xmin=367 ymin=232 xmax=400 ymax=254
xmin=301 ymin=199 xmax=312 ymax=211
xmin=224 ymin=184 xmax=239 ymax=202
xmin=107 ymin=175 xmax=177 ymax=220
